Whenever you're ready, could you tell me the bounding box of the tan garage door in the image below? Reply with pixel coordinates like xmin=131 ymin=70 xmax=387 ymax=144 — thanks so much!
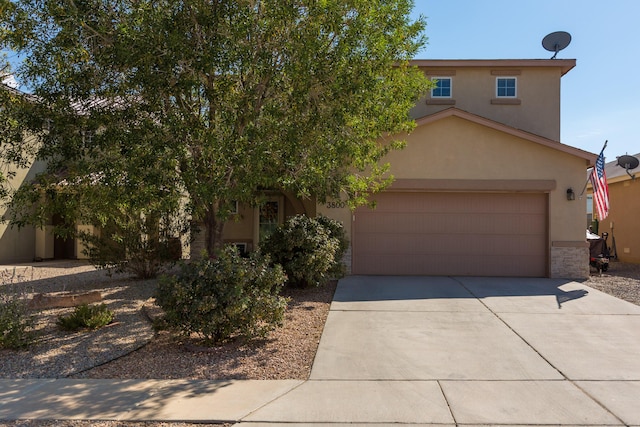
xmin=352 ymin=192 xmax=547 ymax=276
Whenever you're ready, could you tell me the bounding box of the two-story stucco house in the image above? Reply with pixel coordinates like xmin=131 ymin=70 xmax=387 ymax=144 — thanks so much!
xmin=193 ymin=59 xmax=596 ymax=279
xmin=4 ymin=59 xmax=597 ymax=278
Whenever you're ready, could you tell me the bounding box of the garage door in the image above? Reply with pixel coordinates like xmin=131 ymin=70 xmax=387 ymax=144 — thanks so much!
xmin=352 ymin=192 xmax=547 ymax=276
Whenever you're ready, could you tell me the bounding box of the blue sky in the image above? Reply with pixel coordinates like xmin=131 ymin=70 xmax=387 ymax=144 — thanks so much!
xmin=411 ymin=0 xmax=640 ymax=160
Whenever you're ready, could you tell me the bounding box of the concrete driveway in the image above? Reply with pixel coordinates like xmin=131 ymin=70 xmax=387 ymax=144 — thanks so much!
xmin=245 ymin=275 xmax=640 ymax=426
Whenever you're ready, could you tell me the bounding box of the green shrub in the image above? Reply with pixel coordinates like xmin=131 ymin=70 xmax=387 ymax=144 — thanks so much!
xmin=155 ymin=246 xmax=288 ymax=344
xmin=261 ymin=214 xmax=346 ymax=287
xmin=57 ymin=303 xmax=114 ymax=331
xmin=82 ymin=216 xmax=180 ymax=280
xmin=0 ymin=286 xmax=36 ymax=349
xmin=314 ymin=214 xmax=349 ymax=278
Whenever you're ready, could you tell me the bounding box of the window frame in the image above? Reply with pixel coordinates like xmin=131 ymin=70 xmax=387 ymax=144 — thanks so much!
xmin=431 ymin=77 xmax=452 ymax=98
xmin=496 ymin=77 xmax=517 ymax=98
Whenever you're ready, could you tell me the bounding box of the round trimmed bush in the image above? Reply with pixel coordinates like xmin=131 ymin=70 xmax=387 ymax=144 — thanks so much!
xmin=155 ymin=246 xmax=287 ymax=344
xmin=261 ymin=214 xmax=347 ymax=287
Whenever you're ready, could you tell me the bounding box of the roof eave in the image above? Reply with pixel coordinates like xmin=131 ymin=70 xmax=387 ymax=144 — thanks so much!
xmin=409 ymin=59 xmax=576 ymax=76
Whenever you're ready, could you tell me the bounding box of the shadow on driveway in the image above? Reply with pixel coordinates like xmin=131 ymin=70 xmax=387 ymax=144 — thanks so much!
xmin=332 ymin=275 xmax=590 ymax=310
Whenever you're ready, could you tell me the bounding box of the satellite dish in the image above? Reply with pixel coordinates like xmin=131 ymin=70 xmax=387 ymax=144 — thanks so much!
xmin=542 ymin=31 xmax=572 ymax=59
xmin=617 ymin=154 xmax=639 ymax=179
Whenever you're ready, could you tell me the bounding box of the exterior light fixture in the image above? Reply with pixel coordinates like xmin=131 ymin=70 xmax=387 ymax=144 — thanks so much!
xmin=566 ymin=188 xmax=575 ymax=201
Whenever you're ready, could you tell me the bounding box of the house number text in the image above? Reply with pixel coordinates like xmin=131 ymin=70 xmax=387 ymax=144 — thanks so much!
xmin=326 ymin=201 xmax=347 ymax=209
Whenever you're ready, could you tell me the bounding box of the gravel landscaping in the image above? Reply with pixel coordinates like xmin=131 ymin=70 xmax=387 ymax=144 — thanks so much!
xmin=0 ymin=261 xmax=336 ymax=381
xmin=584 ymin=260 xmax=640 ymax=305
xmin=0 ymin=422 xmax=231 ymax=427
xmin=1 ymin=264 xmax=157 ymax=379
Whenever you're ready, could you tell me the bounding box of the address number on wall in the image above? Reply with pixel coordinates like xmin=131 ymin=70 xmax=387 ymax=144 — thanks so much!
xmin=326 ymin=201 xmax=347 ymax=209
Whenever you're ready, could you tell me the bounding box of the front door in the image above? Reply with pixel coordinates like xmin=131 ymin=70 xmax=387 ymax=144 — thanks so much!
xmin=52 ymin=214 xmax=76 ymax=259
xmin=256 ymin=196 xmax=284 ymax=245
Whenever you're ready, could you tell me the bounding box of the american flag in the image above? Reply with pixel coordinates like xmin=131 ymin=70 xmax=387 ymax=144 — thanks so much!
xmin=590 ymin=149 xmax=609 ymax=220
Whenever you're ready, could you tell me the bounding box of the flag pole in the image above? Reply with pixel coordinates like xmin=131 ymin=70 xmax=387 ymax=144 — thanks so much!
xmin=579 ymin=140 xmax=607 ymax=197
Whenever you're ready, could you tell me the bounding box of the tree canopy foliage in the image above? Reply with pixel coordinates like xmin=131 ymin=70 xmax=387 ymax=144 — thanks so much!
xmin=1 ymin=0 xmax=430 ymax=255
xmin=0 ymin=56 xmax=37 ymax=202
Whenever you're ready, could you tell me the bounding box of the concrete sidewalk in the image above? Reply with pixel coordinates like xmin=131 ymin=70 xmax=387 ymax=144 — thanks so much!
xmin=0 ymin=379 xmax=303 ymax=422
xmin=1 ymin=275 xmax=640 ymax=425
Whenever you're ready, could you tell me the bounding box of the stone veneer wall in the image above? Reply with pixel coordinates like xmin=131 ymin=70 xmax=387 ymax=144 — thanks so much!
xmin=341 ymin=245 xmax=352 ymax=276
xmin=550 ymin=243 xmax=589 ymax=279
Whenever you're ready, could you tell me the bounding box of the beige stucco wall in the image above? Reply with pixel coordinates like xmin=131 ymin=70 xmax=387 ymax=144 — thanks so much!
xmin=223 ymin=203 xmax=257 ymax=243
xmin=411 ymin=66 xmax=563 ymax=141
xmin=75 ymin=225 xmax=93 ymax=260
xmin=0 ymin=159 xmax=47 ymax=264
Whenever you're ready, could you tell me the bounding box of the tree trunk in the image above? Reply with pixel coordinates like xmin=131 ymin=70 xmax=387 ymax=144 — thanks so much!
xmin=203 ymin=202 xmax=225 ymax=257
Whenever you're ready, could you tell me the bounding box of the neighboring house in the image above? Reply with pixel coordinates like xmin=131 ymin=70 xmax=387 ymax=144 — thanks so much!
xmin=0 ymin=153 xmax=77 ymax=264
xmin=0 ymin=150 xmax=49 ymax=264
xmin=193 ymin=59 xmax=596 ymax=279
xmin=589 ymin=153 xmax=640 ymax=264
xmin=0 ymin=84 xmax=90 ymax=264
xmin=0 ymin=85 xmax=44 ymax=264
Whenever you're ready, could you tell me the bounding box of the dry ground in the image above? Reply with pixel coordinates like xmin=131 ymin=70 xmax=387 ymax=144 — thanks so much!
xmin=72 ymin=281 xmax=337 ymax=381
xmin=0 ymin=261 xmax=336 ymax=427
xmin=0 ymin=262 xmax=336 ymax=381
xmin=583 ymin=260 xmax=640 ymax=305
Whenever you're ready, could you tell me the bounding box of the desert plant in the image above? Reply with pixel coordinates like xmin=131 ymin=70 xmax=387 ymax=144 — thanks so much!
xmin=81 ymin=212 xmax=184 ymax=280
xmin=261 ymin=214 xmax=346 ymax=287
xmin=0 ymin=284 xmax=36 ymax=349
xmin=155 ymin=245 xmax=288 ymax=344
xmin=56 ymin=303 xmax=114 ymax=331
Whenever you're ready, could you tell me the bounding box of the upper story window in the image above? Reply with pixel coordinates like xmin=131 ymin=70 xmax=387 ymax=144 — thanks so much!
xmin=496 ymin=77 xmax=517 ymax=97
xmin=431 ymin=77 xmax=452 ymax=98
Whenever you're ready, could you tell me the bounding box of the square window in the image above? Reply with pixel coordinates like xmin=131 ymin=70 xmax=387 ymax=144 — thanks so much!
xmin=431 ymin=77 xmax=452 ymax=98
xmin=496 ymin=77 xmax=517 ymax=97
xmin=233 ymin=242 xmax=248 ymax=256
xmin=229 ymin=200 xmax=239 ymax=215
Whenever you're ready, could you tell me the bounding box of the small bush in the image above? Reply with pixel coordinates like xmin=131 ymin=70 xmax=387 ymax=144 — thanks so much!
xmin=57 ymin=303 xmax=114 ymax=331
xmin=81 ymin=208 xmax=187 ymax=280
xmin=155 ymin=246 xmax=288 ymax=344
xmin=0 ymin=286 xmax=36 ymax=349
xmin=83 ymin=222 xmax=179 ymax=280
xmin=261 ymin=214 xmax=347 ymax=287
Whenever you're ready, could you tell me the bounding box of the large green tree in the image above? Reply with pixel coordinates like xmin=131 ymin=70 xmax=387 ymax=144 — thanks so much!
xmin=1 ymin=0 xmax=430 ymax=255
xmin=0 ymin=55 xmax=37 ymax=203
